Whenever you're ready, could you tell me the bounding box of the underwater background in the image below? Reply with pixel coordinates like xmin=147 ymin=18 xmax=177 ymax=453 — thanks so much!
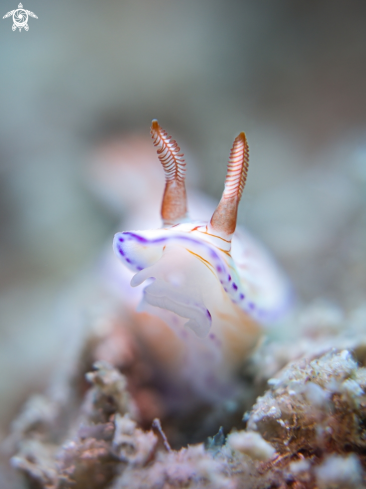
xmin=0 ymin=2 xmax=366 ymax=487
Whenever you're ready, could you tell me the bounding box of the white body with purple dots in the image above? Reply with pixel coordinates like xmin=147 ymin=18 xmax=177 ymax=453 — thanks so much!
xmin=113 ymin=121 xmax=290 ymax=392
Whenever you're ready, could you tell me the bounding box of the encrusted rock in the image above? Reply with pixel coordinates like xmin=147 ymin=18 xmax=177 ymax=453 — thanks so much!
xmin=244 ymin=349 xmax=366 ymax=487
xmin=227 ymin=431 xmax=276 ymax=461
xmin=112 ymin=414 xmax=157 ymax=466
xmin=9 ymin=362 xmax=139 ymax=489
xmin=314 ymin=454 xmax=363 ymax=489
xmin=7 ymin=336 xmax=366 ymax=488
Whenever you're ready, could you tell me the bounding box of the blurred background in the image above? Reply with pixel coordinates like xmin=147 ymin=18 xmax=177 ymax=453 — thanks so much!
xmin=0 ymin=0 xmax=366 ymax=451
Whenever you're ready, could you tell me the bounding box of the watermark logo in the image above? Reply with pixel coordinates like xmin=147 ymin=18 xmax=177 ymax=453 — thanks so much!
xmin=3 ymin=3 xmax=38 ymax=31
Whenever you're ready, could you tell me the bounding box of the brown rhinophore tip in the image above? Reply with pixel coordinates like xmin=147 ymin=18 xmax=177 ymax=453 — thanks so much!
xmin=151 ymin=120 xmax=187 ymax=225
xmin=210 ymin=132 xmax=249 ymax=238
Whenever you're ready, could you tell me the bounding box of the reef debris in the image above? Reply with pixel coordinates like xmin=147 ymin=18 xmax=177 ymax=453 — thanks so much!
xmin=7 ymin=347 xmax=366 ymax=488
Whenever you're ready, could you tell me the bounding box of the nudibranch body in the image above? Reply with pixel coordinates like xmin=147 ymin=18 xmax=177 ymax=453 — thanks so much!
xmin=113 ymin=121 xmax=290 ymax=385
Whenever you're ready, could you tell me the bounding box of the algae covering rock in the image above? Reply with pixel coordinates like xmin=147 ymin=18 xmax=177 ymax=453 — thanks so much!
xmin=227 ymin=431 xmax=276 ymax=461
xmin=247 ymin=350 xmax=366 ymax=454
xmin=8 ymin=362 xmax=155 ymax=489
xmin=7 ymin=348 xmax=366 ymax=488
xmin=244 ymin=349 xmax=366 ymax=487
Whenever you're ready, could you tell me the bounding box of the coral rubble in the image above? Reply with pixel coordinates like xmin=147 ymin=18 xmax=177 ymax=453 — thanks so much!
xmin=7 ymin=337 xmax=366 ymax=488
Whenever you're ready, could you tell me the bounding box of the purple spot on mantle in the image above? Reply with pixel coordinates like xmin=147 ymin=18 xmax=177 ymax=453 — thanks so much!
xmin=118 ymin=237 xmax=124 ymax=242
xmin=217 ymin=266 xmax=222 ymax=273
xmin=232 ymin=283 xmax=238 ymax=291
xmin=249 ymin=302 xmax=255 ymax=310
xmin=118 ymin=246 xmax=125 ymax=256
xmin=137 ymin=266 xmax=143 ymax=271
xmin=126 ymin=258 xmax=131 ymax=264
xmin=240 ymin=293 xmax=245 ymax=300
xmin=206 ymin=309 xmax=212 ymax=320
xmin=209 ymin=333 xmax=215 ymax=340
xmin=228 ymin=275 xmax=231 ymax=281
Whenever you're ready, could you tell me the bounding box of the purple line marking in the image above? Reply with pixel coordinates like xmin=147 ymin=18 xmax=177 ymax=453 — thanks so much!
xmin=116 ymin=230 xmax=288 ymax=321
xmin=123 ymin=232 xmax=149 ymax=243
xmin=122 ymin=233 xmax=229 ymax=280
xmin=123 ymin=232 xmax=221 ymax=256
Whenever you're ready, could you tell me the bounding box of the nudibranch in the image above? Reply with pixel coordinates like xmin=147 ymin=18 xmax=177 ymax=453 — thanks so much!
xmin=113 ymin=121 xmax=290 ymax=377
